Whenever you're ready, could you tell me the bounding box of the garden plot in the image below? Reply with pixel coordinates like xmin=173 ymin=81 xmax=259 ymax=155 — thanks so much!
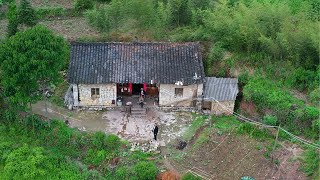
xmin=167 ymin=128 xmax=307 ymax=180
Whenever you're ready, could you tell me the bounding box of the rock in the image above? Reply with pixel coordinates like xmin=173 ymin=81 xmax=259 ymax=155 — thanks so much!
xmin=176 ymin=140 xmax=187 ymax=150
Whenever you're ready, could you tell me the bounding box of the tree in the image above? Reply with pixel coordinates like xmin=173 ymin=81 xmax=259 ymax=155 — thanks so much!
xmin=18 ymin=0 xmax=37 ymax=26
xmin=167 ymin=0 xmax=192 ymax=27
xmin=6 ymin=0 xmax=18 ymax=37
xmin=0 ymin=25 xmax=69 ymax=112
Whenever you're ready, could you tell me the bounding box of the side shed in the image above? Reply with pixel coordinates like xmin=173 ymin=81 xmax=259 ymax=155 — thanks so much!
xmin=203 ymin=77 xmax=239 ymax=115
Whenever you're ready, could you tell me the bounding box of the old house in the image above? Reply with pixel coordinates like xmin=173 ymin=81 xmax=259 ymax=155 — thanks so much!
xmin=203 ymin=77 xmax=239 ymax=115
xmin=66 ymin=42 xmax=205 ymax=109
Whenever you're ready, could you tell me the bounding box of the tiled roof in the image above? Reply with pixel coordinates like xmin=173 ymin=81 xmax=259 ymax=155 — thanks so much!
xmin=204 ymin=77 xmax=239 ymax=101
xmin=68 ymin=42 xmax=205 ymax=85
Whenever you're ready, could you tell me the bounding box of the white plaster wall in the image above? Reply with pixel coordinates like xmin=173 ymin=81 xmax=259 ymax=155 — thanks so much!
xmin=211 ymin=100 xmax=235 ymax=116
xmin=78 ymin=84 xmax=117 ymax=107
xmin=159 ymin=84 xmax=203 ymax=107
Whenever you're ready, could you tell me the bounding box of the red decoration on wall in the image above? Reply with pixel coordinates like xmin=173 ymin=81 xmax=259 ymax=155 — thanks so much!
xmin=129 ymin=83 xmax=132 ymax=93
xmin=143 ymin=83 xmax=147 ymax=91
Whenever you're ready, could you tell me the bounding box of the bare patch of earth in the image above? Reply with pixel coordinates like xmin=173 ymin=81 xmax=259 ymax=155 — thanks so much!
xmin=39 ymin=17 xmax=100 ymax=41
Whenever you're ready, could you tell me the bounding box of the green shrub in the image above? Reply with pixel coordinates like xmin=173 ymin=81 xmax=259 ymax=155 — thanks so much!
xmin=300 ymin=148 xmax=319 ymax=177
xmin=308 ymin=87 xmax=320 ymax=104
xmin=238 ymin=71 xmax=249 ymax=85
xmin=17 ymin=0 xmax=37 ymax=26
xmin=302 ymin=106 xmax=319 ymax=121
xmin=6 ymin=0 xmax=18 ymax=37
xmin=3 ymin=144 xmax=53 ymax=180
xmin=262 ymin=115 xmax=278 ymax=126
xmin=208 ymin=45 xmax=224 ymax=66
xmin=115 ymin=166 xmax=132 ymax=179
xmin=105 ymin=134 xmax=121 ymax=151
xmin=74 ymin=0 xmax=94 ymax=13
xmin=181 ymin=172 xmax=201 ymax=180
xmin=84 ymin=6 xmax=111 ymax=32
xmin=92 ymin=131 xmax=106 ymax=149
xmin=36 ymin=7 xmax=66 ymax=19
xmin=133 ymin=161 xmax=158 ymax=180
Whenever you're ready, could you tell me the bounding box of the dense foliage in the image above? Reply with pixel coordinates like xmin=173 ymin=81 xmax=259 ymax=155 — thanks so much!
xmin=0 ymin=115 xmax=158 ymax=179
xmin=17 ymin=0 xmax=37 ymax=26
xmin=0 ymin=25 xmax=69 ymax=110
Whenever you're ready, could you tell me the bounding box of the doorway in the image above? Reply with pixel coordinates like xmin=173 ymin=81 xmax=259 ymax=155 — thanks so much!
xmin=132 ymin=84 xmax=143 ymax=95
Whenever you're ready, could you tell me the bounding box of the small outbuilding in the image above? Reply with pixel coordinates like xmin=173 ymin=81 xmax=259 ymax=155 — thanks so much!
xmin=203 ymin=77 xmax=239 ymax=115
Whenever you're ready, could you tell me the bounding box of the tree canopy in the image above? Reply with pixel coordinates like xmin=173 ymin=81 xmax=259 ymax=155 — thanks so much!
xmin=0 ymin=25 xmax=69 ymax=110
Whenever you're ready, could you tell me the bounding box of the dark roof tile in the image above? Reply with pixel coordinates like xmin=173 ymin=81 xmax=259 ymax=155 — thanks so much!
xmin=68 ymin=42 xmax=205 ymax=85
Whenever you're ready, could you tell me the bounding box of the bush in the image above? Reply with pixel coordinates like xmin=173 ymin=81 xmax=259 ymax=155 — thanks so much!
xmin=36 ymin=7 xmax=66 ymax=19
xmin=263 ymin=115 xmax=278 ymax=126
xmin=3 ymin=144 xmax=53 ymax=180
xmin=181 ymin=172 xmax=201 ymax=180
xmin=18 ymin=0 xmax=37 ymax=26
xmin=133 ymin=161 xmax=158 ymax=180
xmin=105 ymin=134 xmax=121 ymax=151
xmin=74 ymin=0 xmax=94 ymax=13
xmin=92 ymin=131 xmax=106 ymax=149
xmin=300 ymin=148 xmax=319 ymax=177
xmin=84 ymin=6 xmax=110 ymax=32
xmin=115 ymin=166 xmax=131 ymax=179
xmin=308 ymin=87 xmax=320 ymax=104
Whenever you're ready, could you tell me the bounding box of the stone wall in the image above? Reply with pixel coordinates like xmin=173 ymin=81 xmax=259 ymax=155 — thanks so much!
xmin=77 ymin=84 xmax=117 ymax=107
xmin=210 ymin=100 xmax=235 ymax=116
xmin=159 ymin=84 xmax=203 ymax=107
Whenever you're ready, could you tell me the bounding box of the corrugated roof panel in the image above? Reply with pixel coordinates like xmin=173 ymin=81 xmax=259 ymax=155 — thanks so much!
xmin=204 ymin=77 xmax=239 ymax=101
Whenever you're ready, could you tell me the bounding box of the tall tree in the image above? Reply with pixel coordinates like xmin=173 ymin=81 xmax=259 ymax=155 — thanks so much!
xmin=0 ymin=25 xmax=69 ymax=112
xmin=18 ymin=0 xmax=37 ymax=26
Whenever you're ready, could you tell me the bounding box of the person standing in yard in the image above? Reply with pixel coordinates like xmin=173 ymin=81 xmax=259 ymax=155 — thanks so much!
xmin=153 ymin=124 xmax=159 ymax=141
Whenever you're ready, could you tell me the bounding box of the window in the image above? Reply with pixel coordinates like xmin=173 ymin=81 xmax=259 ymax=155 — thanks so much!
xmin=91 ymin=88 xmax=100 ymax=99
xmin=175 ymin=88 xmax=183 ymax=97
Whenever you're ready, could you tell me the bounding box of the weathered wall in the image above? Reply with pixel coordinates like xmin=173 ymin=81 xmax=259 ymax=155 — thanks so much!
xmin=159 ymin=84 xmax=203 ymax=107
xmin=210 ymin=100 xmax=235 ymax=116
xmin=78 ymin=84 xmax=117 ymax=107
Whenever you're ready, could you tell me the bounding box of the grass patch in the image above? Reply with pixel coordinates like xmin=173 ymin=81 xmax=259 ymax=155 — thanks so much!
xmin=300 ymin=147 xmax=319 ymax=178
xmin=182 ymin=115 xmax=207 ymax=141
xmin=212 ymin=116 xmax=241 ymax=131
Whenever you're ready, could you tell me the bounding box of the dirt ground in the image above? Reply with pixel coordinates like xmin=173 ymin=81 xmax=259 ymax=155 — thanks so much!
xmin=39 ymin=17 xmax=100 ymax=41
xmin=30 ymin=0 xmax=74 ymax=9
xmin=163 ymin=127 xmax=307 ymax=180
xmin=32 ymin=101 xmax=307 ymax=179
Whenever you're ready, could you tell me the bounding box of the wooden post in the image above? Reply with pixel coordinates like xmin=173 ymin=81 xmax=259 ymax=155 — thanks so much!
xmin=272 ymin=125 xmax=280 ymax=162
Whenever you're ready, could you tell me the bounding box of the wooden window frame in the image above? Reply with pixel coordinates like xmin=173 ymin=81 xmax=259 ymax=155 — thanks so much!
xmin=91 ymin=88 xmax=100 ymax=99
xmin=174 ymin=88 xmax=183 ymax=97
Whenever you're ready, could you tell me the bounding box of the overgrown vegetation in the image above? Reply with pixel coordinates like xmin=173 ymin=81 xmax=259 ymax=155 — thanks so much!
xmin=0 ymin=115 xmax=158 ymax=179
